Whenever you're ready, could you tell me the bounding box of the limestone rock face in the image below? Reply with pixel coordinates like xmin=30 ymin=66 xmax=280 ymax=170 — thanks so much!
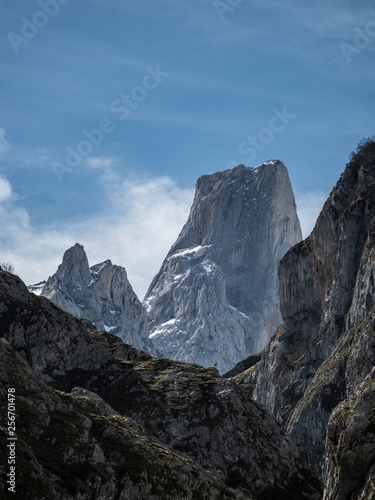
xmin=38 ymin=243 xmax=149 ymax=351
xmin=246 ymin=142 xmax=375 ymax=489
xmin=65 ymin=358 xmax=322 ymax=500
xmin=145 ymin=161 xmax=302 ymax=373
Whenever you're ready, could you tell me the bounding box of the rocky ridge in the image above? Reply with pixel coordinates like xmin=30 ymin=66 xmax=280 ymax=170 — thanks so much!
xmin=0 ymin=338 xmax=249 ymax=500
xmin=0 ymin=267 xmax=322 ymax=499
xmin=36 ymin=243 xmax=149 ymax=351
xmin=230 ymin=139 xmax=375 ymax=498
xmin=145 ymin=161 xmax=302 ymax=373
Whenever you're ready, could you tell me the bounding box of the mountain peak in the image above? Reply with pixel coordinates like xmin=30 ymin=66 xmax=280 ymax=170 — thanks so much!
xmin=62 ymin=242 xmax=87 ymax=261
xmin=37 ymin=246 xmax=149 ymax=350
xmin=145 ymin=160 xmax=302 ymax=373
xmin=55 ymin=242 xmax=92 ymax=288
xmin=178 ymin=159 xmax=297 ymax=250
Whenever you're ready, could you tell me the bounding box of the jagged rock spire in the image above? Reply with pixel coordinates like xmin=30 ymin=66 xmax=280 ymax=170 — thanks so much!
xmin=39 ymin=244 xmax=149 ymax=350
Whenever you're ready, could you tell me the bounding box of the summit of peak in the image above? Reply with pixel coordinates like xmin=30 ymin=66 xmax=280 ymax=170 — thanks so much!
xmin=62 ymin=243 xmax=87 ymax=261
xmin=254 ymin=159 xmax=283 ymax=169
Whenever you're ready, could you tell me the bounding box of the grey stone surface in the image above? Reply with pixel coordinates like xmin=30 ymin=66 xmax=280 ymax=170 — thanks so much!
xmin=0 ymin=268 xmax=149 ymax=382
xmin=0 ymin=338 xmax=250 ymax=500
xmin=145 ymin=161 xmax=302 ymax=373
xmin=0 ymin=268 xmax=322 ymax=499
xmin=247 ymin=143 xmax=375 ymax=494
xmin=37 ymin=243 xmax=149 ymax=351
xmin=324 ymin=367 xmax=375 ymax=500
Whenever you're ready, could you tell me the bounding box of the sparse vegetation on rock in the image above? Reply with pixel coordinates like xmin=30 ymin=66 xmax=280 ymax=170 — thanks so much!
xmin=229 ymin=143 xmax=375 ymax=498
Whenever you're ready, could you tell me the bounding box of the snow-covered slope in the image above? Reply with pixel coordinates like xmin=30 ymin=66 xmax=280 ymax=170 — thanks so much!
xmin=28 ymin=280 xmax=46 ymax=296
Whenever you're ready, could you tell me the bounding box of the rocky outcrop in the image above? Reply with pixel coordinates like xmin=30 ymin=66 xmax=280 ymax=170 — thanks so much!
xmin=3 ymin=141 xmax=375 ymax=498
xmin=0 ymin=268 xmax=322 ymax=499
xmin=145 ymin=161 xmax=302 ymax=373
xmin=324 ymin=366 xmax=375 ymax=500
xmin=37 ymin=243 xmax=149 ymax=351
xmin=27 ymin=280 xmax=46 ymax=295
xmin=0 ymin=339 xmax=250 ymax=499
xmin=223 ymin=353 xmax=262 ymax=379
xmin=52 ymin=357 xmax=322 ymax=500
xmin=241 ymin=140 xmax=375 ymax=489
xmin=0 ymin=267 xmax=149 ymax=382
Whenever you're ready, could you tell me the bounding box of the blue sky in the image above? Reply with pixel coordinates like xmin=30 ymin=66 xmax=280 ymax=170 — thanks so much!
xmin=0 ymin=0 xmax=374 ymax=297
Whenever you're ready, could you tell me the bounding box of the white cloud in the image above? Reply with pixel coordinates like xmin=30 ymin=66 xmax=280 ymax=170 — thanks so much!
xmin=67 ymin=173 xmax=195 ymax=298
xmin=84 ymin=156 xmax=121 ymax=169
xmin=0 ymin=172 xmax=194 ymax=300
xmin=0 ymin=177 xmax=12 ymax=202
xmin=0 ymin=129 xmax=10 ymax=156
xmin=296 ymin=190 xmax=328 ymax=238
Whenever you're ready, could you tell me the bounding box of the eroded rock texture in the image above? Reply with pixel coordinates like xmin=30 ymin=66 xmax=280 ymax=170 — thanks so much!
xmin=37 ymin=243 xmax=149 ymax=351
xmin=0 ymin=339 xmax=250 ymax=500
xmin=232 ymin=141 xmax=375 ymax=496
xmin=145 ymin=161 xmax=302 ymax=373
xmin=0 ymin=268 xmax=322 ymax=499
xmin=324 ymin=366 xmax=375 ymax=500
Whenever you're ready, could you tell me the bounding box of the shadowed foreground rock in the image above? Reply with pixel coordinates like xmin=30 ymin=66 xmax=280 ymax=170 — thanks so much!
xmin=0 ymin=268 xmax=322 ymax=499
xmin=0 ymin=339 xmax=249 ymax=500
xmin=324 ymin=366 xmax=375 ymax=499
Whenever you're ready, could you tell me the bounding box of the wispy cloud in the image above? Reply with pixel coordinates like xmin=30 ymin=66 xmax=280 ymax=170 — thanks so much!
xmin=0 ymin=129 xmax=10 ymax=156
xmin=84 ymin=156 xmax=122 ymax=169
xmin=0 ymin=177 xmax=12 ymax=203
xmin=0 ymin=155 xmax=329 ymax=296
xmin=183 ymin=0 xmax=373 ymax=75
xmin=0 ymin=167 xmax=194 ymax=299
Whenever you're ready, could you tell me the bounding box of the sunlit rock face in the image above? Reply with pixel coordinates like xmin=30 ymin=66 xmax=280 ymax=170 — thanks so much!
xmin=145 ymin=161 xmax=302 ymax=373
xmin=38 ymin=243 xmax=149 ymax=351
